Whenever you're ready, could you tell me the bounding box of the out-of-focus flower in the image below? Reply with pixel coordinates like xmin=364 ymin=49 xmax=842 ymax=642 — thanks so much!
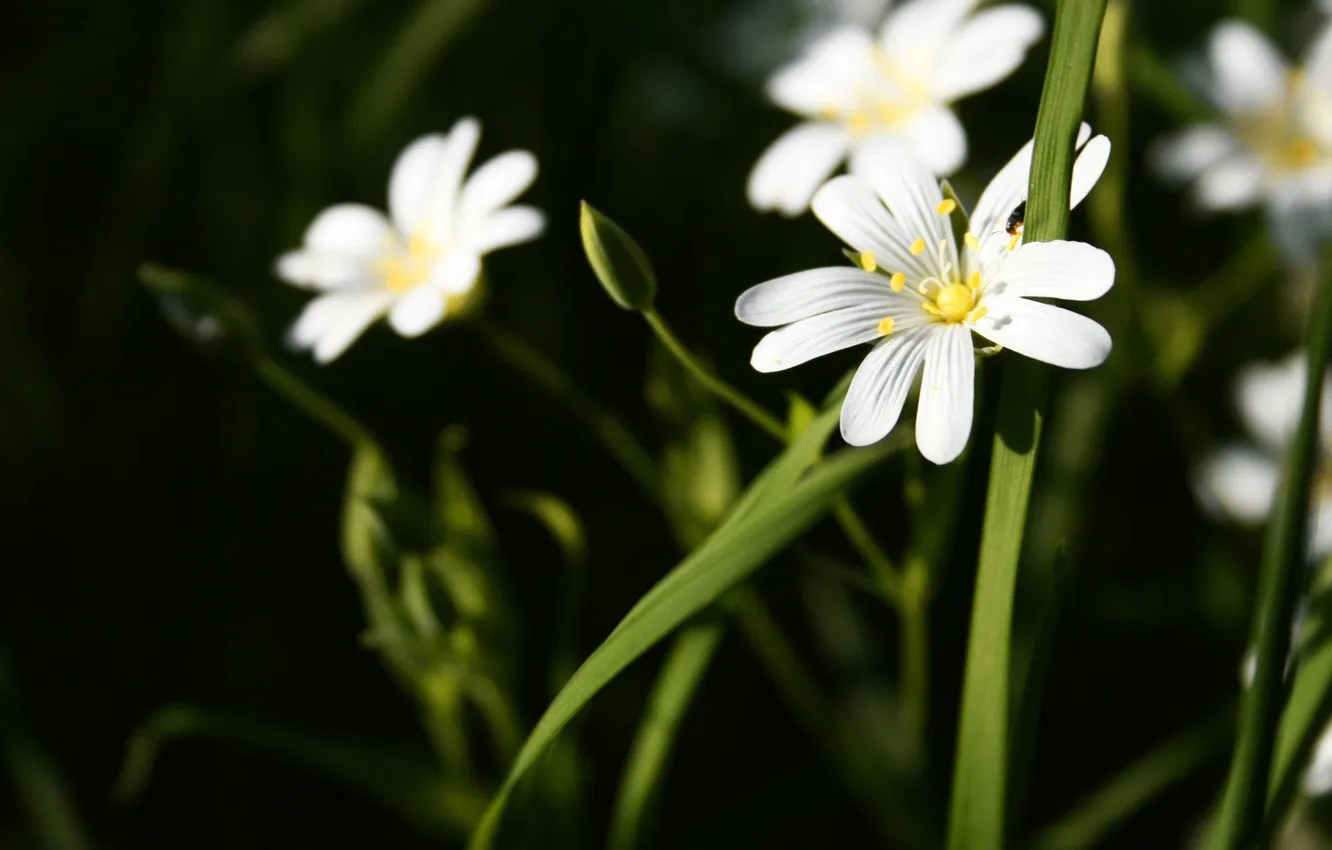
xmin=1194 ymin=352 xmax=1332 ymax=558
xmin=746 ymin=0 xmax=1044 ymax=216
xmin=735 ymin=126 xmax=1114 ymax=464
xmin=276 ymin=118 xmax=544 ymax=363
xmin=1151 ymin=20 xmax=1332 ymax=262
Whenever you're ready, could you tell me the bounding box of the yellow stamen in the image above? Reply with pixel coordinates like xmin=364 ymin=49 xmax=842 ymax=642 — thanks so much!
xmin=859 ymin=250 xmax=877 ymax=272
xmin=848 ymin=112 xmax=871 ymax=138
xmin=935 ymin=199 xmax=956 ymax=215
xmin=877 ymin=316 xmax=896 ymax=336
xmin=889 ymin=272 xmax=905 ymax=292
xmin=1007 ymin=233 xmax=1021 ymax=252
xmin=910 ymin=238 xmax=926 ymax=255
xmin=966 ymin=305 xmax=988 ymax=323
xmin=921 ymin=302 xmax=943 ymax=317
xmin=966 ymin=271 xmax=981 ymax=291
xmin=1275 ymin=136 xmax=1318 ymax=169
xmin=964 ymin=232 xmax=979 ymax=250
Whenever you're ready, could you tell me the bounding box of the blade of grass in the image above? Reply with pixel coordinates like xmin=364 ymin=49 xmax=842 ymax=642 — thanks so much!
xmin=467 ymin=407 xmax=907 ymax=849
xmin=945 ymin=1 xmax=1108 ymax=848
xmin=1209 ymin=249 xmax=1332 ymax=849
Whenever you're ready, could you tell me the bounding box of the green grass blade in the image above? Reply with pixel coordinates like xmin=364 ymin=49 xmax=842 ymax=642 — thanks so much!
xmin=607 ymin=618 xmax=726 ymax=850
xmin=946 ymin=1 xmax=1108 ymax=848
xmin=1210 ymin=253 xmax=1332 ymax=849
xmin=467 ymin=404 xmax=906 ymax=849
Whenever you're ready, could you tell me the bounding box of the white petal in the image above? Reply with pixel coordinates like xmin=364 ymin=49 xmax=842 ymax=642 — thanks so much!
xmin=973 ymin=297 xmax=1111 ymax=369
xmin=914 ymin=324 xmax=976 ymax=464
xmin=750 ymin=304 xmax=890 ymax=372
xmin=848 ymin=138 xmax=949 ymax=258
xmin=811 ymin=177 xmax=937 ymax=280
xmin=428 ymin=252 xmax=483 ymax=295
xmin=302 ymin=203 xmax=395 ymax=254
xmin=1193 ymin=154 xmax=1264 ymax=210
xmin=387 ymin=285 xmax=447 ymax=337
xmin=1070 ymin=134 xmax=1111 ymax=210
xmin=839 ymin=326 xmax=933 ymax=446
xmin=464 ymin=206 xmax=545 ymax=254
xmin=1149 ymin=125 xmax=1240 ymax=183
xmin=768 ymin=27 xmax=878 ymax=115
xmin=1310 ymin=497 xmax=1332 ymax=562
xmin=275 ymin=250 xmax=375 ymax=291
xmin=1299 ymin=24 xmax=1332 ymax=142
xmin=900 ymin=105 xmax=967 ymax=176
xmin=735 ymin=267 xmax=896 ymax=327
xmin=1193 ymin=444 xmax=1279 ymax=525
xmin=748 ymin=122 xmax=852 ymax=215
xmin=457 ymin=150 xmax=538 ymax=225
xmin=1208 ymin=21 xmax=1289 ymax=115
xmin=879 ymin=0 xmax=976 ymax=67
xmin=389 ymin=118 xmax=481 ymax=236
xmin=1303 ymin=722 xmax=1332 ymax=796
xmin=932 ymin=5 xmax=1045 ymax=101
xmin=992 ymin=241 xmax=1115 ymax=301
xmin=1233 ymin=353 xmax=1332 ymax=452
xmin=288 ymin=292 xmax=394 ymax=364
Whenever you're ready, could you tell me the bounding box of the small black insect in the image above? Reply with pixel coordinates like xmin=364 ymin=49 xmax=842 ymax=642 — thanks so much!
xmin=1005 ymin=200 xmax=1026 ymax=237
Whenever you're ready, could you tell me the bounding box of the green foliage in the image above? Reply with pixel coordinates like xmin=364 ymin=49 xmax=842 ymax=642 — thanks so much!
xmin=580 ymin=202 xmax=660 ymax=312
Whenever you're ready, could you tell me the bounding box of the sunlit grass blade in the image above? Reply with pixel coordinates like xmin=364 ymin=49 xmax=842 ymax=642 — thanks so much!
xmin=1208 ymin=252 xmax=1332 ymax=849
xmin=467 ymin=403 xmax=908 ymax=849
xmin=1034 ymin=706 xmax=1233 ymax=850
xmin=946 ymin=1 xmax=1108 ymax=849
xmin=112 ymin=704 xmax=487 ymax=835
xmin=607 ymin=617 xmax=726 ymax=850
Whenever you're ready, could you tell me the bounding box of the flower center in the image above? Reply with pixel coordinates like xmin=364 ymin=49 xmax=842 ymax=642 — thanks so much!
xmin=827 ymin=49 xmax=931 ymax=138
xmin=376 ymin=231 xmax=443 ymax=293
xmin=1271 ymin=136 xmax=1319 ymax=169
xmin=934 ymin=282 xmax=976 ymax=322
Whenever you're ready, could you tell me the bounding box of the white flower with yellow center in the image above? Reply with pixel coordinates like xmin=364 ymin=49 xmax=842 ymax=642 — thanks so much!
xmin=1151 ymin=20 xmax=1332 ymax=260
xmin=735 ymin=126 xmax=1114 ymax=464
xmin=276 ymin=117 xmax=544 ymax=363
xmin=747 ymin=0 xmax=1044 ymax=216
xmin=1194 ymin=352 xmax=1332 ymax=559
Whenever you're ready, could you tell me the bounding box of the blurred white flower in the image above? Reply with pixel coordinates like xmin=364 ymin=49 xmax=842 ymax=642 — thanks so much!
xmin=735 ymin=126 xmax=1114 ymax=464
xmin=1194 ymin=352 xmax=1332 ymax=558
xmin=276 ymin=117 xmax=544 ymax=363
xmin=1150 ymin=20 xmax=1332 ymax=261
xmin=747 ymin=0 xmax=1045 ymax=215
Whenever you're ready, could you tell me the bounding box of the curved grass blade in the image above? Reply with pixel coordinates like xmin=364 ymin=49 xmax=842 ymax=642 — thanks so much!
xmin=467 ymin=403 xmax=906 ymax=849
xmin=946 ymin=1 xmax=1108 ymax=849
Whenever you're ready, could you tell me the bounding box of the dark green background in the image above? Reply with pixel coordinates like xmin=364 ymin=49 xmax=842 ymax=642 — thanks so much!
xmin=1 ymin=0 xmax=1325 ymax=847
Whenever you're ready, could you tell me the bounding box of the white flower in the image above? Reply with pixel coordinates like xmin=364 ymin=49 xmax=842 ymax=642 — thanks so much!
xmin=276 ymin=117 xmax=545 ymax=363
xmin=735 ymin=126 xmax=1115 ymax=464
xmin=747 ymin=0 xmax=1044 ymax=216
xmin=1150 ymin=20 xmax=1332 ymax=261
xmin=1194 ymin=352 xmax=1332 ymax=559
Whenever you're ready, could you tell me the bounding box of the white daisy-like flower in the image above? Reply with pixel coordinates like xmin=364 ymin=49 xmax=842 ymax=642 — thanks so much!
xmin=735 ymin=125 xmax=1115 ymax=464
xmin=1150 ymin=20 xmax=1332 ymax=261
xmin=276 ymin=117 xmax=545 ymax=363
xmin=1194 ymin=352 xmax=1332 ymax=559
xmin=747 ymin=0 xmax=1044 ymax=216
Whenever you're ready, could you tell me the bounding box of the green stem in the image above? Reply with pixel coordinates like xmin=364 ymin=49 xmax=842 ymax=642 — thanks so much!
xmin=1209 ymin=251 xmax=1332 ymax=849
xmin=831 ymin=500 xmax=902 ymax=604
xmin=254 ymin=354 xmax=375 ymax=447
xmin=946 ymin=1 xmax=1107 ymax=847
xmin=642 ymin=310 xmax=787 ymax=442
xmin=899 ymin=557 xmax=930 ymax=745
xmin=476 ymin=321 xmax=661 ymax=501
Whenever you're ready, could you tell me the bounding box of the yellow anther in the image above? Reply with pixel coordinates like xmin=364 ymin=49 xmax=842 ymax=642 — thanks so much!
xmin=966 ymin=305 xmax=989 ymax=323
xmin=921 ymin=302 xmax=943 ymax=317
xmin=890 ymin=272 xmax=905 ymax=292
xmin=877 ymin=316 xmax=896 ymax=336
xmin=966 ymin=271 xmax=982 ymax=290
xmin=859 ymin=250 xmax=877 ymax=272
xmin=848 ymin=113 xmax=872 ymax=138
xmin=1275 ymin=137 xmax=1318 ymax=169
xmin=1007 ymin=233 xmax=1021 ymax=252
xmin=910 ymin=238 xmax=926 ymax=255
xmin=936 ymin=199 xmax=956 ymax=215
xmin=964 ymin=232 xmax=980 ymax=250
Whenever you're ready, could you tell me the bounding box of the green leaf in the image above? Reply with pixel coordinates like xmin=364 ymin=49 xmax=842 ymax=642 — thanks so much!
xmin=112 ymin=704 xmax=486 ymax=835
xmin=580 ymin=201 xmax=659 ymax=311
xmin=946 ymin=1 xmax=1108 ymax=849
xmin=467 ymin=402 xmax=906 ymax=849
xmin=138 ymin=263 xmax=264 ymax=361
xmin=607 ymin=617 xmax=726 ymax=850
xmin=1209 ymin=251 xmax=1332 ymax=849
